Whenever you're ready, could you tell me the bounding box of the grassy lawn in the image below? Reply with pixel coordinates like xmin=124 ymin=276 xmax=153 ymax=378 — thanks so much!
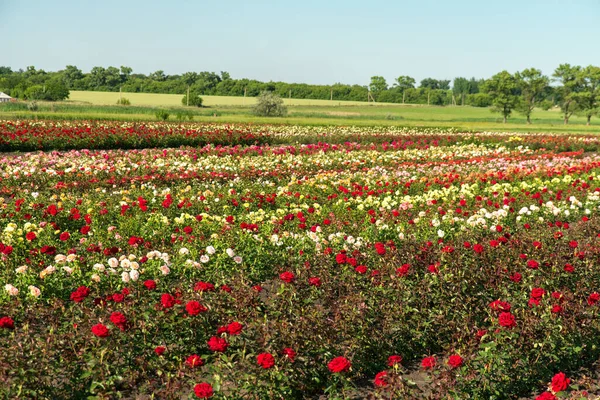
xmin=0 ymin=90 xmax=598 ymax=134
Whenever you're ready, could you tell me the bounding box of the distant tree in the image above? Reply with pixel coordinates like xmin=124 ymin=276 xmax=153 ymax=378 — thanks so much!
xmin=0 ymin=66 xmax=13 ymax=76
xmin=61 ymin=65 xmax=84 ymax=89
xmin=369 ymin=76 xmax=388 ymax=100
xmin=420 ymin=78 xmax=450 ymax=90
xmin=89 ymin=66 xmax=107 ymax=89
xmin=553 ymin=64 xmax=582 ymax=124
xmin=182 ymin=91 xmax=203 ymax=107
xmin=120 ymin=66 xmax=133 ymax=83
xmin=105 ymin=66 xmax=121 ymax=88
xmin=515 ymin=68 xmax=549 ymax=124
xmin=394 ymin=76 xmax=415 ymax=91
xmin=43 ymin=79 xmax=70 ymax=101
xmin=221 ymin=71 xmax=231 ymax=81
xmin=481 ymin=71 xmax=520 ymax=123
xmin=24 ymin=85 xmax=45 ymax=100
xmin=453 ymin=77 xmax=481 ymax=104
xmin=253 ymin=91 xmax=287 ymax=117
xmin=150 ymin=70 xmax=167 ymax=82
xmin=572 ymin=65 xmax=600 ymax=125
xmin=182 ymin=72 xmax=198 ymax=88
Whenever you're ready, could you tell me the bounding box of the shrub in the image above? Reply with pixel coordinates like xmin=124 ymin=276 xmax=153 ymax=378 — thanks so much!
xmin=253 ymin=91 xmax=288 ymax=117
xmin=182 ymin=92 xmax=203 ymax=107
xmin=27 ymin=101 xmax=38 ymax=112
xmin=155 ymin=110 xmax=170 ymax=121
xmin=116 ymin=97 xmax=131 ymax=106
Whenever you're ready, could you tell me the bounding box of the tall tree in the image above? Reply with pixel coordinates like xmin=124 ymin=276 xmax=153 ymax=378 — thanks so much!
xmin=369 ymin=76 xmax=388 ymax=100
xmin=120 ymin=66 xmax=133 ymax=83
xmin=394 ymin=76 xmax=415 ymax=91
xmin=573 ymin=65 xmax=600 ymax=125
xmin=515 ymin=68 xmax=549 ymax=124
xmin=482 ymin=71 xmax=520 ymax=123
xmin=553 ymin=64 xmax=582 ymax=124
xmin=61 ymin=65 xmax=84 ymax=89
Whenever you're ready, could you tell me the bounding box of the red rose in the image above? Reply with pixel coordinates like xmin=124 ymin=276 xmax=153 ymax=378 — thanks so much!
xmin=59 ymin=232 xmax=70 ymax=241
xmin=194 ymin=382 xmax=214 ymax=398
xmin=257 ymin=352 xmax=275 ymax=369
xmin=226 ymin=321 xmax=243 ymax=335
xmin=531 ymin=287 xmax=545 ymax=299
xmin=355 ymin=265 xmax=367 ymax=274
xmin=111 ymin=293 xmax=124 ymax=303
xmin=550 ymin=372 xmax=570 ymax=392
xmin=0 ymin=316 xmax=15 ymax=329
xmin=282 ymin=347 xmax=296 ymax=362
xmin=527 ymin=260 xmax=540 ymax=269
xmin=279 ymin=271 xmax=295 ymax=283
xmin=252 ymin=285 xmax=263 ymax=292
xmin=186 ymin=354 xmax=204 ymax=368
xmin=143 ymin=280 xmax=157 ymax=290
xmin=207 ymin=336 xmax=228 ymax=352
xmin=186 ymin=301 xmax=207 ymax=316
xmin=154 ymin=346 xmax=166 ymax=355
xmin=25 ymin=232 xmax=36 ymax=241
xmin=109 ymin=312 xmax=127 ymax=330
xmin=564 ymin=264 xmax=574 ymax=273
xmin=535 ymin=392 xmax=557 ymax=400
xmin=396 ymin=264 xmax=410 ymax=276
xmin=220 ymin=284 xmax=232 ymax=293
xmin=161 ymin=293 xmax=175 ymax=308
xmin=374 ymin=371 xmax=388 ymax=387
xmin=374 ymin=242 xmax=386 ymax=255
xmin=498 ymin=312 xmax=516 ymax=328
xmin=335 ymin=253 xmax=347 ymax=264
xmin=387 ymin=355 xmax=402 ymax=366
xmin=588 ymin=292 xmax=600 ymax=306
xmin=473 ymin=243 xmax=484 ymax=253
xmin=194 ymin=281 xmax=215 ymax=292
xmin=328 ymin=356 xmax=351 ymax=373
xmin=308 ymin=277 xmax=322 ymax=287
xmin=551 ymin=305 xmax=563 ymax=314
xmin=447 ymin=354 xmax=463 ymax=368
xmin=509 ymin=272 xmax=522 ymax=283
xmin=70 ymin=286 xmax=91 ymax=303
xmin=91 ymin=323 xmax=110 ymax=337
xmin=421 ymin=356 xmax=436 ymax=370
xmin=80 ymin=225 xmax=91 ymax=235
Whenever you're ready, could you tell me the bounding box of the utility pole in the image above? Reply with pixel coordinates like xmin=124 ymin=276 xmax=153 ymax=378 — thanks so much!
xmin=289 ymin=89 xmax=291 ymax=99
xmin=402 ymin=91 xmax=405 ymax=104
xmin=427 ymin=91 xmax=430 ymax=105
xmin=330 ymin=88 xmax=333 ymax=101
xmin=187 ymin=86 xmax=190 ymax=106
xmin=120 ymin=86 xmax=122 ymax=103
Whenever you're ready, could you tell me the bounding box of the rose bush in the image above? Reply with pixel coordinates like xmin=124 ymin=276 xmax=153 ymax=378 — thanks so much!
xmin=1 ymin=124 xmax=600 ymax=398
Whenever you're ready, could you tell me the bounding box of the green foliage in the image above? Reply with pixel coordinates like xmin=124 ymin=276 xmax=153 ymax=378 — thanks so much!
xmin=553 ymin=64 xmax=583 ymax=124
xmin=369 ymin=76 xmax=388 ymax=99
xmin=116 ymin=97 xmax=131 ymax=105
xmin=252 ymin=91 xmax=288 ymax=117
xmin=175 ymin=111 xmax=194 ymax=121
xmin=182 ymin=91 xmax=203 ymax=107
xmin=482 ymin=71 xmax=521 ymax=123
xmin=27 ymin=101 xmax=38 ymax=112
xmin=154 ymin=110 xmax=170 ymax=121
xmin=466 ymin=93 xmax=492 ymax=107
xmin=515 ymin=68 xmax=549 ymax=123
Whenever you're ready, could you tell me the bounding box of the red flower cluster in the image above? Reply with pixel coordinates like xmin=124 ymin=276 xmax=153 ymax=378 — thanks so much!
xmin=0 ymin=316 xmax=15 ymax=329
xmin=70 ymin=286 xmax=91 ymax=303
xmin=91 ymin=323 xmax=110 ymax=338
xmin=256 ymin=352 xmax=275 ymax=369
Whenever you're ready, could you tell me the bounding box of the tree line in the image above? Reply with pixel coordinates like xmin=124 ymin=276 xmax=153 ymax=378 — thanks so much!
xmin=0 ymin=64 xmax=598 ymax=124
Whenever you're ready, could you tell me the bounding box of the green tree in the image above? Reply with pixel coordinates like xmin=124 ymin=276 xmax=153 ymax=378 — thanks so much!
xmin=573 ymin=65 xmax=600 ymax=125
xmin=515 ymin=68 xmax=549 ymax=124
xmin=394 ymin=76 xmax=415 ymax=91
xmin=43 ymin=79 xmax=70 ymax=101
xmin=149 ymin=70 xmax=167 ymax=82
xmin=61 ymin=65 xmax=83 ymax=89
xmin=369 ymin=76 xmax=388 ymax=100
xmin=420 ymin=78 xmax=450 ymax=90
xmin=120 ymin=66 xmax=133 ymax=83
xmin=253 ymin=91 xmax=287 ymax=117
xmin=481 ymin=71 xmax=520 ymax=123
xmin=553 ymin=64 xmax=582 ymax=124
xmin=182 ymin=91 xmax=203 ymax=107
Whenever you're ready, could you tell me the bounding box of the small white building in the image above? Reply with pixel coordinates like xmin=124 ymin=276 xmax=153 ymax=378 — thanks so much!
xmin=0 ymin=92 xmax=12 ymax=103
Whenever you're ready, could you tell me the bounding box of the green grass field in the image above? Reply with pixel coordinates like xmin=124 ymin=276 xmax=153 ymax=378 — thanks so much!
xmin=1 ymin=90 xmax=599 ymax=134
xmin=68 ymin=91 xmax=395 ymax=107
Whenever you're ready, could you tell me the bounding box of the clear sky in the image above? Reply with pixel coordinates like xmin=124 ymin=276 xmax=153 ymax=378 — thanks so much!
xmin=1 ymin=0 xmax=599 ymax=86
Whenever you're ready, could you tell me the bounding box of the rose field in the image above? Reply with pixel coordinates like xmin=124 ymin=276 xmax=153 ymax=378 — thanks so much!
xmin=3 ymin=121 xmax=600 ymax=399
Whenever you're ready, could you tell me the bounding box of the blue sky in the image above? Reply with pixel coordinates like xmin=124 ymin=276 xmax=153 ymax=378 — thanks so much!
xmin=1 ymin=0 xmax=599 ymax=86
